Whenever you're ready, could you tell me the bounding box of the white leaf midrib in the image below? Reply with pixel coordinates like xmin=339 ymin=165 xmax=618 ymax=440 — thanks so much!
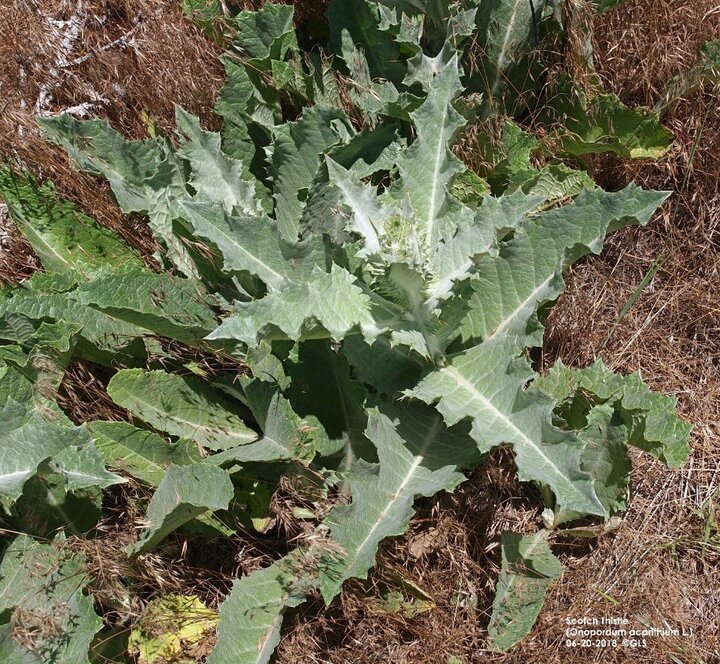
xmin=337 ymin=416 xmax=443 ymax=583
xmin=442 ymin=364 xmax=594 ymax=510
xmin=189 ymin=213 xmax=286 ymax=290
xmin=487 ymin=273 xmax=555 ymax=340
xmin=424 ymin=99 xmax=451 ymax=249
xmin=489 ymin=0 xmax=526 ymax=106
xmin=115 ymin=386 xmax=257 ymax=444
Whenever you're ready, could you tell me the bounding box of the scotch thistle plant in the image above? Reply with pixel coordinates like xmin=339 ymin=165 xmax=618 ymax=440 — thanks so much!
xmin=0 ymin=1 xmax=689 ymax=661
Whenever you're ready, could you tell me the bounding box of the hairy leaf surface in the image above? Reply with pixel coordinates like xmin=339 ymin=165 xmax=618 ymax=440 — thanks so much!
xmin=179 ymin=201 xmax=288 ymax=291
xmin=319 ymin=407 xmax=476 ymax=601
xmin=0 ymin=287 xmax=149 ymax=358
xmin=455 ymin=186 xmax=669 ymax=348
xmin=0 ymin=535 xmax=103 ymax=663
xmin=0 ymin=401 xmax=122 ymax=505
xmin=487 ymin=530 xmax=563 ymax=652
xmin=393 ymin=56 xmax=466 ymax=257
xmin=537 ymin=360 xmax=692 ymax=468
xmin=39 ymin=115 xmax=196 ymax=274
xmin=85 ymin=421 xmax=201 ymax=486
xmin=209 ymin=379 xmax=318 ymax=464
xmin=129 ymin=463 xmax=234 ymax=554
xmin=208 ymin=549 xmax=317 ymax=664
xmin=0 ymin=169 xmax=141 ymax=279
xmin=209 ymin=264 xmax=375 ymax=345
xmin=270 ymin=106 xmax=352 ymax=242
xmin=176 ymin=107 xmax=262 ymax=216
xmin=107 ymin=369 xmax=257 ymax=450
xmin=408 ymin=338 xmax=605 ymax=516
xmin=74 ymin=270 xmax=218 ymax=346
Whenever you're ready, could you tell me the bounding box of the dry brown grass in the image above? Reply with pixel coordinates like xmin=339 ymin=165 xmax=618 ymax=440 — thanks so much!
xmin=57 ymin=360 xmax=130 ymax=423
xmin=534 ymin=2 xmax=720 ymax=658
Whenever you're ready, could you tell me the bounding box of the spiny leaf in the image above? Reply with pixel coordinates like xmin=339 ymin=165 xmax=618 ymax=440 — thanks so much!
xmin=334 ymin=26 xmax=424 ymax=125
xmin=245 ymin=341 xmax=290 ymax=389
xmin=85 ymin=421 xmax=202 ymax=486
xmin=342 ymin=335 xmax=425 ymax=396
xmin=175 ymin=107 xmax=262 ymax=216
xmin=0 ymin=320 xmax=124 ymax=512
xmin=50 ymin=444 xmax=125 ymax=492
xmin=107 ymin=369 xmax=257 ymax=451
xmin=454 ymin=185 xmax=670 ymax=349
xmin=129 ymin=463 xmax=234 ymax=555
xmin=287 ymin=339 xmax=370 ymax=461
xmin=300 ymin=127 xmax=404 ymax=242
xmin=178 ymin=201 xmax=288 ymax=291
xmin=407 ymin=337 xmax=606 ymax=516
xmin=215 ymin=56 xmax=278 ymax=167
xmin=39 ymin=114 xmax=196 ymax=275
xmin=476 ymin=121 xmax=595 ymax=200
xmin=0 ymin=168 xmax=141 ymax=279
xmin=428 ymin=190 xmax=544 ymax=304
xmin=0 ymin=400 xmax=120 ymax=506
xmin=403 ymin=7 xmax=479 ymax=90
xmin=208 ymin=549 xmax=318 ymax=664
xmin=326 ymin=157 xmax=389 ymax=257
xmin=73 ymin=269 xmax=219 ymax=346
xmin=208 ymin=264 xmax=375 ymax=345
xmin=550 ymin=403 xmax=631 ymax=525
xmin=487 ymin=530 xmax=563 ymax=652
xmin=393 ymin=55 xmax=466 ymax=257
xmin=546 ymin=77 xmax=674 ymax=159
xmin=514 ymin=164 xmax=595 ymax=202
xmin=318 ymin=406 xmax=476 ymax=601
xmin=0 ymin=320 xmax=79 ymax=419
xmin=469 ymin=0 xmax=555 ymax=118
xmin=537 ymin=360 xmax=692 ymax=468
xmin=0 ymin=535 xmax=103 ymax=663
xmin=208 ymin=379 xmax=318 ymax=464
xmin=270 ymin=106 xmax=352 ymax=242
xmin=327 ymin=0 xmax=405 ymax=83
xmin=0 ymin=286 xmax=149 ymax=360
xmin=234 ymin=2 xmax=297 ymax=62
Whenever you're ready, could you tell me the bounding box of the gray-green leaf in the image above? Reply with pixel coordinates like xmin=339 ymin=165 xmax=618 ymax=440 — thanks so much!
xmin=319 ymin=407 xmax=475 ymax=601
xmin=0 ymin=401 xmax=100 ymax=505
xmin=407 ymin=337 xmax=606 ymax=517
xmin=537 ymin=360 xmax=692 ymax=468
xmin=0 ymin=535 xmax=103 ymax=663
xmin=73 ymin=269 xmax=218 ymax=346
xmin=208 ymin=549 xmax=317 ymax=664
xmin=107 ymin=369 xmax=257 ymax=450
xmin=128 ymin=463 xmax=233 ymax=555
xmin=208 ymin=264 xmax=375 ymax=345
xmin=487 ymin=530 xmax=563 ymax=652
xmin=0 ymin=168 xmax=141 ymax=279
xmin=39 ymin=115 xmax=196 ymax=275
xmin=455 ymin=185 xmax=669 ymax=349
xmin=84 ymin=421 xmax=201 ymax=486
